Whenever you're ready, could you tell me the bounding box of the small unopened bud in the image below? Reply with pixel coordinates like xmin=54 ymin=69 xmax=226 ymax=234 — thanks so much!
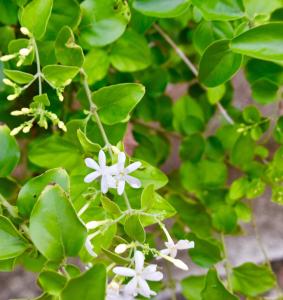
xmin=58 ymin=121 xmax=67 ymax=132
xmin=0 ymin=54 xmax=16 ymax=62
xmin=86 ymin=220 xmax=107 ymax=230
xmin=115 ymin=244 xmax=128 ymax=254
xmin=19 ymin=48 xmax=31 ymax=57
xmin=57 ymin=92 xmax=64 ymax=101
xmin=23 ymin=123 xmax=33 ymax=133
xmin=20 ymin=27 xmax=30 ymax=36
xmin=10 ymin=125 xmax=24 ymax=136
xmin=3 ymin=78 xmax=15 ymax=87
xmin=16 ymin=57 xmax=25 ymax=67
xmin=7 ymin=94 xmax=18 ymax=101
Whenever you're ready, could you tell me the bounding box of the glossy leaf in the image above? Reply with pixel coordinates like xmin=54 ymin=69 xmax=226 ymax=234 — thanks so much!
xmin=0 ymin=216 xmax=28 ymax=260
xmin=231 ymin=23 xmax=283 ymax=61
xmin=38 ymin=270 xmax=67 ymax=295
xmin=133 ymin=0 xmax=191 ymax=18
xmin=20 ymin=0 xmax=53 ymax=39
xmin=3 ymin=69 xmax=34 ymax=84
xmin=29 ymin=184 xmax=87 ymax=261
xmin=0 ymin=125 xmax=20 ymax=177
xmin=199 ymin=40 xmax=243 ymax=87
xmin=124 ymin=215 xmax=145 ymax=243
xmin=17 ymin=168 xmax=70 ymax=218
xmin=92 ymin=83 xmax=145 ymax=125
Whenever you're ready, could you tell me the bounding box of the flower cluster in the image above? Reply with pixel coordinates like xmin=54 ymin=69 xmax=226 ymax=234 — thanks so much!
xmin=84 ymin=150 xmax=142 ymax=195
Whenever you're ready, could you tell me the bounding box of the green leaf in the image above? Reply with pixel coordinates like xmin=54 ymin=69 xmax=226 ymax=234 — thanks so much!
xmin=201 ymin=269 xmax=238 ymax=300
xmin=110 ymin=29 xmax=151 ymax=72
xmin=0 ymin=258 xmax=16 ymax=272
xmin=77 ymin=129 xmax=101 ymax=153
xmin=0 ymin=216 xmax=28 ymax=260
xmin=212 ymin=205 xmax=237 ymax=233
xmin=20 ymin=0 xmax=53 ymax=39
xmin=243 ymin=0 xmax=282 ymax=18
xmin=231 ymin=263 xmax=276 ymax=297
xmin=133 ymin=0 xmax=191 ymax=18
xmin=8 ymin=38 xmax=35 ymax=65
xmin=0 ymin=26 xmax=15 ymax=53
xmin=141 ymin=184 xmax=155 ymax=211
xmin=83 ymin=49 xmax=110 ymax=84
xmin=124 ymin=215 xmax=145 ymax=243
xmin=42 ymin=65 xmax=79 ymax=88
xmin=274 ymin=116 xmax=283 ymax=144
xmin=0 ymin=0 xmax=18 ymax=25
xmin=207 ymin=85 xmax=226 ymax=104
xmin=179 ymin=133 xmax=205 ymax=162
xmin=251 ymin=78 xmax=278 ymax=104
xmin=181 ymin=275 xmax=206 ymax=300
xmin=3 ymin=69 xmax=34 ymax=84
xmin=79 ymin=0 xmax=130 ymax=47
xmin=17 ymin=168 xmax=70 ymax=218
xmin=28 ymin=136 xmax=81 ymax=170
xmin=229 ymin=177 xmax=249 ymax=201
xmin=231 ymin=23 xmax=283 ymax=62
xmin=60 ymin=264 xmax=106 ymax=300
xmin=45 ymin=0 xmax=81 ymax=40
xmin=231 ymin=134 xmax=254 ymax=168
xmin=29 ymin=184 xmax=87 ymax=261
xmin=92 ymin=83 xmax=145 ymax=125
xmin=101 ymin=196 xmax=122 ymax=217
xmin=187 ymin=233 xmax=222 ymax=268
xmin=0 ymin=124 xmax=20 ymax=177
xmin=199 ymin=40 xmax=243 ymax=87
xmin=38 ymin=270 xmax=67 ymax=296
xmin=192 ymin=0 xmax=245 ymax=20
xmin=55 ymin=26 xmax=84 ymax=67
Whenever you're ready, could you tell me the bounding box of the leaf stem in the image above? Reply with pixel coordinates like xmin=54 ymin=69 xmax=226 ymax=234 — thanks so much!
xmin=221 ymin=232 xmax=233 ymax=292
xmin=153 ymin=23 xmax=234 ymax=125
xmin=32 ymin=38 xmax=42 ymax=95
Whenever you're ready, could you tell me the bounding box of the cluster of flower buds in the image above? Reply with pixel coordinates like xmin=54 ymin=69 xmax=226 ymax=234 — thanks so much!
xmin=10 ymin=107 xmax=67 ymax=135
xmin=2 ymin=78 xmax=24 ymax=101
xmin=0 ymin=28 xmax=33 ymax=67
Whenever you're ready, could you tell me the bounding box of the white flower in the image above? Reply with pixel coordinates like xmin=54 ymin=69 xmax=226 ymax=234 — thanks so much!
xmin=84 ymin=150 xmax=115 ymax=194
xmin=106 ymin=282 xmax=134 ymax=300
xmin=112 ymin=152 xmax=142 ymax=195
xmin=113 ymin=250 xmax=163 ymax=298
xmin=160 ymin=239 xmax=195 ymax=258
xmin=19 ymin=47 xmax=31 ymax=57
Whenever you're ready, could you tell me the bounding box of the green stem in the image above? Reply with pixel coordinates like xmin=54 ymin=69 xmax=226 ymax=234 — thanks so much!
xmin=221 ymin=233 xmax=233 ymax=292
xmin=0 ymin=194 xmax=18 ymax=218
xmin=32 ymin=38 xmax=42 ymax=95
xmin=80 ymin=69 xmax=132 ymax=210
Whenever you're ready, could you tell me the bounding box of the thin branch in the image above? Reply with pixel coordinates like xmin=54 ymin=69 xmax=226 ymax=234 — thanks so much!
xmin=221 ymin=233 xmax=233 ymax=292
xmin=153 ymin=23 xmax=235 ymax=125
xmin=32 ymin=38 xmax=42 ymax=95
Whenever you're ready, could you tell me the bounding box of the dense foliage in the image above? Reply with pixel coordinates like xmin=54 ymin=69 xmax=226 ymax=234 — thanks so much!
xmin=0 ymin=0 xmax=283 ymax=299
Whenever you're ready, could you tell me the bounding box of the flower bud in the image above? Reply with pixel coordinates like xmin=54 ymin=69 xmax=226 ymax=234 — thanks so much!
xmin=115 ymin=244 xmax=128 ymax=254
xmin=3 ymin=78 xmax=15 ymax=86
xmin=7 ymin=94 xmax=18 ymax=101
xmin=20 ymin=27 xmax=30 ymax=36
xmin=58 ymin=121 xmax=67 ymax=132
xmin=19 ymin=48 xmax=31 ymax=57
xmin=0 ymin=54 xmax=16 ymax=62
xmin=10 ymin=125 xmax=24 ymax=136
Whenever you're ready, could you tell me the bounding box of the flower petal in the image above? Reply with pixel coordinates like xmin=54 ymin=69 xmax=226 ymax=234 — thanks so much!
xmin=134 ymin=250 xmax=144 ymax=273
xmin=126 ymin=161 xmax=141 ymax=173
xmin=85 ymin=157 xmax=100 ymax=170
xmin=118 ymin=152 xmax=126 ymax=170
xmin=159 ymin=248 xmax=170 ymax=256
xmin=117 ymin=179 xmax=125 ymax=195
xmin=99 ymin=150 xmax=106 ymax=167
xmin=101 ymin=175 xmax=109 ymax=193
xmin=176 ymin=240 xmax=195 ymax=250
xmin=84 ymin=171 xmax=100 ymax=183
xmin=142 ymin=265 xmax=162 ymax=281
xmin=113 ymin=267 xmax=136 ymax=277
xmin=137 ymin=278 xmax=152 ymax=298
xmin=124 ymin=276 xmax=138 ymax=295
xmin=125 ymin=175 xmax=141 ymax=189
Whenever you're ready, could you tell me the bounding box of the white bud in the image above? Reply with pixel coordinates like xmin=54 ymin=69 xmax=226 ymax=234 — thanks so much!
xmin=86 ymin=220 xmax=108 ymax=230
xmin=22 ymin=108 xmax=30 ymax=114
xmin=20 ymin=27 xmax=30 ymax=36
xmin=0 ymin=54 xmax=16 ymax=62
xmin=58 ymin=92 xmax=64 ymax=101
xmin=10 ymin=125 xmax=24 ymax=136
xmin=11 ymin=110 xmax=23 ymax=116
xmin=19 ymin=48 xmax=30 ymax=57
xmin=7 ymin=94 xmax=18 ymax=101
xmin=23 ymin=123 xmax=33 ymax=133
xmin=3 ymin=78 xmax=15 ymax=86
xmin=172 ymin=258 xmax=188 ymax=271
xmin=58 ymin=121 xmax=67 ymax=132
xmin=115 ymin=244 xmax=128 ymax=254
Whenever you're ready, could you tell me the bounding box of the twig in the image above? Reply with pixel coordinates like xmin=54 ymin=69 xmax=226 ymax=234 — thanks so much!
xmin=153 ymin=23 xmax=234 ymax=125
